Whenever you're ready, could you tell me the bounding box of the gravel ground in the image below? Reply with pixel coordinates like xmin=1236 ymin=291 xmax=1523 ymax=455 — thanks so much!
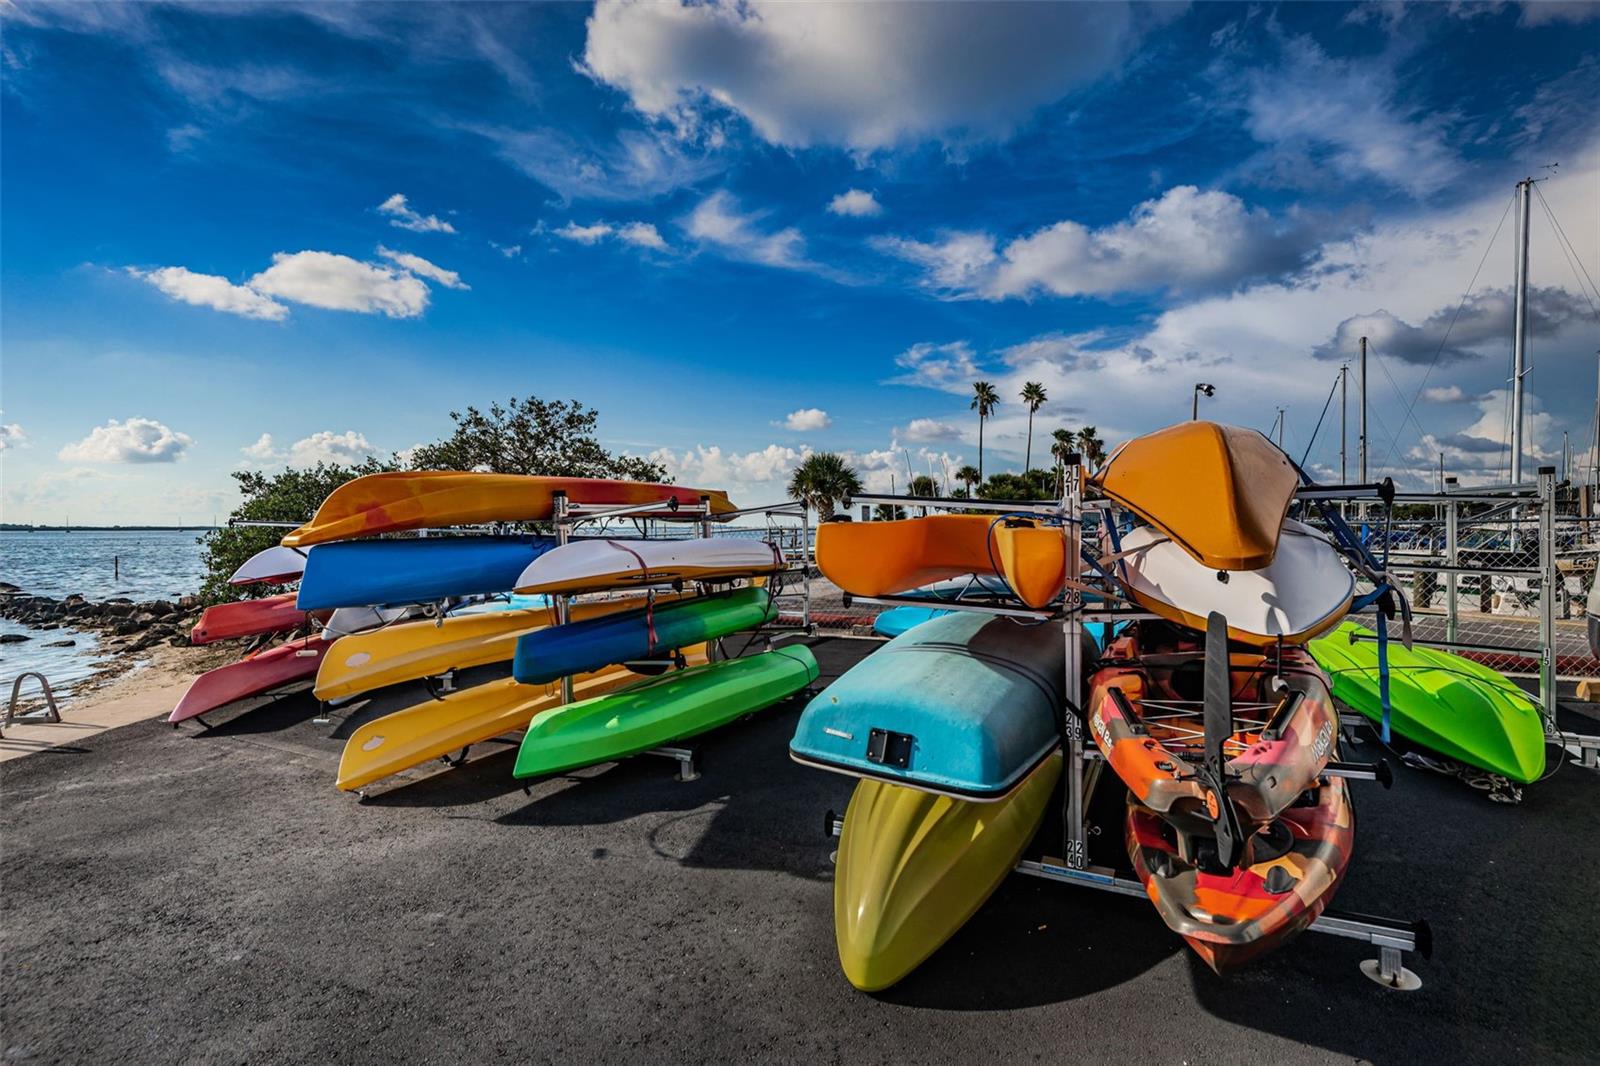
xmin=3 ymin=637 xmax=1597 ymax=1064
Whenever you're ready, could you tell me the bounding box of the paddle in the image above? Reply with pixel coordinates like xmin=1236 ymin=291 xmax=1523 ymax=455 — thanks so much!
xmin=1200 ymin=611 xmax=1244 ymax=870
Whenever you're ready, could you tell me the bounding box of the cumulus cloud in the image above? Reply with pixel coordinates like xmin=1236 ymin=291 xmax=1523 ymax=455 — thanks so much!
xmin=876 ymin=186 xmax=1321 ymax=300
xmin=59 ymin=417 xmax=193 ymax=463
xmin=1422 ymin=385 xmax=1468 ymax=403
xmin=378 ymin=193 xmax=456 ymax=234
xmin=900 ymin=418 xmax=964 ymax=443
xmin=555 ymin=222 xmax=614 ymax=244
xmin=648 ymin=443 xmax=810 ymax=503
xmin=581 ymin=0 xmax=1162 ymax=150
xmin=1312 ymin=286 xmax=1589 ymax=364
xmin=377 ymin=246 xmax=468 ymax=290
xmin=240 ymin=430 xmax=381 ymax=467
xmin=126 ymin=265 xmax=289 ymax=320
xmin=827 ymin=189 xmax=882 ymax=217
xmin=1409 ymin=389 xmax=1558 ymax=478
xmin=0 ymin=420 xmax=27 ymax=453
xmin=683 ymin=190 xmax=808 ymax=269
xmin=617 ymin=221 xmax=668 ymax=250
xmin=780 ymin=408 xmax=831 ymax=431
xmin=887 ymin=341 xmax=984 ymax=393
xmin=554 ymin=220 xmax=669 ymax=251
xmin=241 ymin=433 xmax=280 ymax=461
xmin=249 ymin=251 xmax=431 ymax=318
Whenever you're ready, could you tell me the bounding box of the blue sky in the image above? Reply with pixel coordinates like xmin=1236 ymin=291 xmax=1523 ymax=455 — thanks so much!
xmin=3 ymin=1 xmax=1598 ymax=523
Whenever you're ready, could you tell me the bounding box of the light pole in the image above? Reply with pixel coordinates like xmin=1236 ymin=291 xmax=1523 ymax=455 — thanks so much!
xmin=1192 ymin=382 xmax=1215 ymax=420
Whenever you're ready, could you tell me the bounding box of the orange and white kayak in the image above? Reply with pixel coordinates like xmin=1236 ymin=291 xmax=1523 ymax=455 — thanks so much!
xmin=1091 ymin=422 xmax=1298 ymax=571
xmin=815 ymin=514 xmax=1074 ymax=610
xmin=514 ymin=538 xmax=783 ymax=596
xmin=282 ymin=472 xmax=736 ymax=547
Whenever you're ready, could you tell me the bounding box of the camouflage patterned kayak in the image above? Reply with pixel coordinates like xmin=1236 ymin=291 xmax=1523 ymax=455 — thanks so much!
xmin=1126 ymin=776 xmax=1354 ymax=973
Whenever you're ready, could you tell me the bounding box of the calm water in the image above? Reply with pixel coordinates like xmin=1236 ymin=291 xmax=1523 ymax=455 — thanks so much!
xmin=0 ymin=529 xmax=208 ymax=702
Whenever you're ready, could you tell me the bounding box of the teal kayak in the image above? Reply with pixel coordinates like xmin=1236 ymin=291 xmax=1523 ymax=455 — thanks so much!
xmin=513 ymin=645 xmax=819 ymax=778
xmin=1308 ymin=621 xmax=1547 ymax=783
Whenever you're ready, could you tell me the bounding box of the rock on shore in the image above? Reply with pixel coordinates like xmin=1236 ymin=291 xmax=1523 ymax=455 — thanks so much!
xmin=0 ymin=589 xmax=202 ymax=654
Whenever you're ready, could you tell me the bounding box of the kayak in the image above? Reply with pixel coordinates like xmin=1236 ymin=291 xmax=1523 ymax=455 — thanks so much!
xmin=1112 ymin=518 xmax=1354 ymax=646
xmin=873 ymin=606 xmax=1115 ymax=649
xmin=816 ymin=514 xmax=1074 ymax=610
xmin=169 ymin=636 xmax=327 ymax=723
xmin=514 ymin=537 xmax=783 ymax=596
xmin=284 ymin=472 xmax=735 ymax=547
xmin=322 ymin=605 xmax=416 ymax=637
xmin=1127 ymin=776 xmax=1353 ymax=973
xmin=229 ymin=545 xmax=309 ymax=585
xmin=513 ymin=587 xmax=775 ymax=685
xmin=1308 ymin=621 xmax=1546 ymax=783
xmin=1092 ymin=421 xmax=1299 ymax=571
xmin=790 ymin=611 xmax=1068 ymax=800
xmin=295 ymin=534 xmax=558 ymax=610
xmin=833 ymin=753 xmax=1061 ymax=991
xmin=315 ymin=593 xmax=670 ymax=702
xmin=1087 ymin=621 xmax=1338 ymax=830
xmin=190 ymin=593 xmax=323 ymax=645
xmin=336 ymin=646 xmax=709 ymax=791
xmin=512 ymin=646 xmax=819 ymax=779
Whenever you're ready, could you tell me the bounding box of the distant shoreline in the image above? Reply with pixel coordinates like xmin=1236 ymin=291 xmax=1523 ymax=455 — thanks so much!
xmin=1 ymin=526 xmax=217 ymax=533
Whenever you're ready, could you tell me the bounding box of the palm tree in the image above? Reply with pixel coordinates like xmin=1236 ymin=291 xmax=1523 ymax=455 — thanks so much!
xmin=1076 ymin=426 xmax=1107 ymax=469
xmin=970 ymin=381 xmax=1000 ymax=480
xmin=909 ymin=474 xmax=939 ymax=498
xmin=955 ymin=464 xmax=981 ymax=495
xmin=786 ymin=452 xmax=863 ymax=520
xmin=1050 ymin=428 xmax=1076 ymax=496
xmin=1020 ymin=382 xmax=1047 ymax=473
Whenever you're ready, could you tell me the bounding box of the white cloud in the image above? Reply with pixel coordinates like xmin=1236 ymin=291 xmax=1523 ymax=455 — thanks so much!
xmin=900 ymin=418 xmax=964 ymax=443
xmin=126 ymin=266 xmax=289 ymax=320
xmin=241 ymin=433 xmax=279 ymax=460
xmin=287 ymin=430 xmax=381 ymax=466
xmin=555 ymin=221 xmax=614 ymax=244
xmin=1409 ymin=389 xmax=1558 ymax=480
xmin=581 ymin=0 xmax=1162 ymax=151
xmin=876 ymin=186 xmax=1320 ymax=300
xmin=248 ymin=251 xmax=431 ymax=318
xmin=59 ymin=417 xmax=193 ymax=464
xmin=377 ymin=246 xmax=469 ymax=290
xmin=781 ymin=408 xmax=831 ymax=432
xmin=1517 ymin=0 xmax=1600 ymax=25
xmin=683 ymin=190 xmax=808 ymax=270
xmin=887 ymin=341 xmax=984 ymax=394
xmin=617 ymin=221 xmax=668 ymax=250
xmin=647 ymin=438 xmax=966 ymax=506
xmin=1312 ymin=286 xmax=1588 ymax=364
xmin=378 ymin=193 xmax=456 ymax=234
xmin=827 ymin=189 xmax=882 ymax=218
xmin=554 ymin=220 xmax=669 ymax=251
xmin=1422 ymin=385 xmax=1468 ymax=403
xmin=0 ymin=421 xmax=27 ymax=453
xmin=491 ymin=242 xmax=523 ymax=258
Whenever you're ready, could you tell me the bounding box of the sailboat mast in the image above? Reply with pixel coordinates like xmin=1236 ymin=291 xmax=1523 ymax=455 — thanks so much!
xmin=1511 ymin=177 xmax=1532 ymax=484
xmin=1340 ymin=364 xmax=1348 ymax=484
xmin=1358 ymin=337 xmax=1368 ymax=485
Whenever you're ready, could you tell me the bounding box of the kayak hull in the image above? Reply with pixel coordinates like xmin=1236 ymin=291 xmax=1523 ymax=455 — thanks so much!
xmin=512 ymin=646 xmax=819 ymax=778
xmin=834 ymin=753 xmax=1061 ymax=991
xmin=170 ymin=637 xmax=327 ymax=723
xmin=1308 ymin=621 xmax=1547 ymax=783
xmin=514 ymin=537 xmax=783 ymax=596
xmin=295 ymin=535 xmax=556 ymax=610
xmin=190 ymin=594 xmax=321 ymax=645
xmin=229 ymin=545 xmax=309 ymax=585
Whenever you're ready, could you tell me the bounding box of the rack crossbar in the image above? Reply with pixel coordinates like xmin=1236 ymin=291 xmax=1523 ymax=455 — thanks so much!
xmin=848 ymin=493 xmax=1065 ymax=516
xmin=846 ymin=593 xmax=1058 ymax=621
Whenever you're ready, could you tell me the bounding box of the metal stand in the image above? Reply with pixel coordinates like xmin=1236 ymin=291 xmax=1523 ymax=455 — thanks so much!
xmin=3 ymin=671 xmax=61 ymax=736
xmin=647 ymin=745 xmax=701 ymax=781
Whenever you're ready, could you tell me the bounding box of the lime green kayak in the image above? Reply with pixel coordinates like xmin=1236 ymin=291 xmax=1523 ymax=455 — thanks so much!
xmin=1308 ymin=621 xmax=1546 ymax=783
xmin=513 ymin=645 xmax=819 ymax=778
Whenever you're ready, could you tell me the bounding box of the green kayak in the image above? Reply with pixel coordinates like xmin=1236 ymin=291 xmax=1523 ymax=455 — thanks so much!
xmin=513 ymin=645 xmax=819 ymax=778
xmin=1308 ymin=621 xmax=1546 ymax=783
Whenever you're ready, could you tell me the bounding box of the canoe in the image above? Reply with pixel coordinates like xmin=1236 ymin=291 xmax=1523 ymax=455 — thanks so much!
xmin=833 ymin=753 xmax=1061 ymax=991
xmin=513 ymin=588 xmax=775 ymax=685
xmin=1087 ymin=622 xmax=1338 ymax=830
xmin=1091 ymin=422 xmax=1299 ymax=571
xmin=190 ymin=593 xmax=324 ymax=645
xmin=1308 ymin=621 xmax=1546 ymax=783
xmin=1127 ymin=776 xmax=1353 ymax=973
xmin=230 ymin=545 xmax=309 ymax=585
xmin=1113 ymin=518 xmax=1353 ymax=646
xmin=295 ymin=534 xmax=557 ymax=610
xmin=335 ymin=646 xmax=711 ymax=791
xmin=790 ymin=611 xmax=1067 ymax=800
xmin=169 ymin=636 xmax=327 ymax=723
xmin=283 ymin=472 xmax=735 ymax=547
xmin=816 ymin=514 xmax=1074 ymax=610
xmin=514 ymin=537 xmax=784 ymax=596
xmin=512 ymin=646 xmax=819 ymax=778
xmin=314 ymin=593 xmax=668 ymax=702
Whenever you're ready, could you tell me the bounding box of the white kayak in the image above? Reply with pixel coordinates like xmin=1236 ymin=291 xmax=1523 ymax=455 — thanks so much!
xmin=230 ymin=545 xmax=310 ymax=585
xmin=1113 ymin=518 xmax=1353 ymax=645
xmin=322 ymin=604 xmax=414 ymax=638
xmin=514 ymin=537 xmax=784 ymax=595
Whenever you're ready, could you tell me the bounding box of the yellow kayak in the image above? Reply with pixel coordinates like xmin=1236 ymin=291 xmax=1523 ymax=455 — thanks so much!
xmin=314 ymin=593 xmax=680 ymax=702
xmin=833 ymin=752 xmax=1061 ymax=991
xmin=335 ymin=643 xmax=708 ymax=791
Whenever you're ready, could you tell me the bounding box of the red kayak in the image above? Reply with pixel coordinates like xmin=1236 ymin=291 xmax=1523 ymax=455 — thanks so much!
xmin=190 ymin=593 xmax=325 ymax=645
xmin=169 ymin=637 xmax=328 ymax=724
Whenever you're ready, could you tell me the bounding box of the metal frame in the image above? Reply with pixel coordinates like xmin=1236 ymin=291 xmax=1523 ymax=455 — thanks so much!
xmin=3 ymin=671 xmax=61 ymax=737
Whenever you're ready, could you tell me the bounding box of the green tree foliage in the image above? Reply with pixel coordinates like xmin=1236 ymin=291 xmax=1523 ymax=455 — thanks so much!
xmin=787 ymin=452 xmax=864 ymax=519
xmin=909 ymin=474 xmax=940 ymax=497
xmin=1020 ymin=381 xmax=1047 ymax=472
xmin=955 ymin=465 xmax=981 ymax=494
xmin=196 ymin=459 xmax=395 ymax=605
xmin=873 ymin=504 xmax=908 ymax=521
xmin=406 ymin=396 xmax=667 ymax=481
xmin=1076 ymin=425 xmax=1107 ymax=468
xmin=970 ymin=381 xmax=1000 ymax=480
xmin=977 ymin=468 xmax=1054 ymax=501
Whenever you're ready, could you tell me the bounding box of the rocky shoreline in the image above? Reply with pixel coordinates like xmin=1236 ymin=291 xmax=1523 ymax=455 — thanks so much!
xmin=0 ymin=582 xmax=203 ymax=655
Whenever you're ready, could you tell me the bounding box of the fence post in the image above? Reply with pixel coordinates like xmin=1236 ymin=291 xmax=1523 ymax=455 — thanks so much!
xmin=1539 ymin=466 xmax=1558 ymax=730
xmin=1445 ymin=478 xmax=1459 ymax=644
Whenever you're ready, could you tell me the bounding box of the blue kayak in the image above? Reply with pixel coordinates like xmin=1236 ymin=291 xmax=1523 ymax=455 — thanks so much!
xmin=873 ymin=606 xmax=1115 ymax=650
xmin=295 ymin=535 xmax=557 ymax=611
xmin=791 ymin=611 xmax=1066 ymax=799
xmin=513 ymin=588 xmax=776 ymax=685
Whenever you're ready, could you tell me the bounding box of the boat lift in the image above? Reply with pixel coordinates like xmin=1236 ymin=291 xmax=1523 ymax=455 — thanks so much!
xmin=829 ymin=462 xmax=1431 ymax=990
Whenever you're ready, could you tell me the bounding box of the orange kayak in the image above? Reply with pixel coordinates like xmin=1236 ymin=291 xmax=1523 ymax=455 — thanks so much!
xmin=1091 ymin=421 xmax=1298 ymax=571
xmin=283 ymin=473 xmax=736 ymax=547
xmin=815 ymin=514 xmax=1074 ymax=610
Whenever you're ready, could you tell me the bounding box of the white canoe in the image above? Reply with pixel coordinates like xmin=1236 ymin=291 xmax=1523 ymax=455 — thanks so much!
xmin=515 ymin=537 xmax=784 ymax=595
xmin=1114 ymin=518 xmax=1353 ymax=645
xmin=230 ymin=545 xmax=309 ymax=585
